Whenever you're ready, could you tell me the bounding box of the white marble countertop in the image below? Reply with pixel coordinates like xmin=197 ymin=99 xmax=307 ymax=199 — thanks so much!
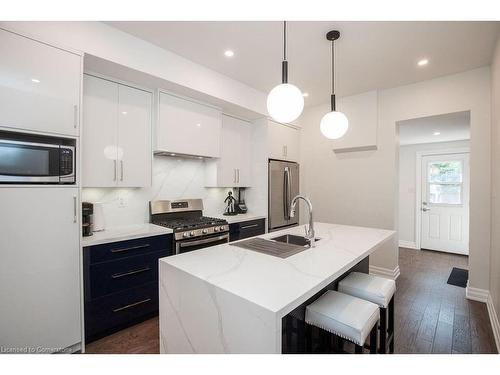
xmin=159 ymin=222 xmax=394 ymax=316
xmin=208 ymin=213 xmax=266 ymax=224
xmin=82 ymin=223 xmax=173 ymax=247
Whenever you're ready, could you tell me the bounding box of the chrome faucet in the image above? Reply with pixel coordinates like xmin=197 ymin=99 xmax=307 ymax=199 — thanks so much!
xmin=290 ymin=195 xmax=315 ymax=248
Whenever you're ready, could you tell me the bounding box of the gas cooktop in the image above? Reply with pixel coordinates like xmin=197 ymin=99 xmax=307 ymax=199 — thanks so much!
xmin=149 ymin=199 xmax=229 ymax=241
xmin=153 ymin=216 xmax=227 ymax=231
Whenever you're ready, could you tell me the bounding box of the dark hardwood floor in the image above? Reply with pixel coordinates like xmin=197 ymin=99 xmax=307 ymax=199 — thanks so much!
xmin=84 ymin=247 xmax=497 ymax=354
xmin=395 ymin=247 xmax=496 ymax=354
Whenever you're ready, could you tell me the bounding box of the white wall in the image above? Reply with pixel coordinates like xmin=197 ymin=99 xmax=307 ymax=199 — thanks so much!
xmin=82 ymin=156 xmax=233 ymax=227
xmin=398 ymin=140 xmax=470 ymax=246
xmin=490 ymin=34 xmax=500 ymax=336
xmin=300 ymin=67 xmax=491 ymax=289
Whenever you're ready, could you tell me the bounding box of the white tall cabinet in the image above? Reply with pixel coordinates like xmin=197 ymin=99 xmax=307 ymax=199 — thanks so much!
xmin=205 ymin=115 xmax=252 ymax=187
xmin=0 ymin=28 xmax=81 ymax=136
xmin=0 ymin=188 xmax=81 ymax=352
xmin=82 ymin=74 xmax=152 ymax=188
xmin=268 ymin=120 xmax=300 ymax=162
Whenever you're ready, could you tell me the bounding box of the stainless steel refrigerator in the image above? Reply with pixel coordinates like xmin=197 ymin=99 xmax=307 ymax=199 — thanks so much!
xmin=268 ymin=159 xmax=300 ymax=231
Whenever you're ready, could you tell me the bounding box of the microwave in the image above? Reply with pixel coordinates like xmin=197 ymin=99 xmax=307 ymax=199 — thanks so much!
xmin=0 ymin=134 xmax=75 ymax=184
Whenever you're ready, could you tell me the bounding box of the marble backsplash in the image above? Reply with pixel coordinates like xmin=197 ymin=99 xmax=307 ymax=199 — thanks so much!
xmin=82 ymin=156 xmax=233 ymax=228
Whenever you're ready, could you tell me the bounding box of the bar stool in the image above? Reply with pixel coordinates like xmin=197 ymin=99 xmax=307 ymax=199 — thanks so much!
xmin=338 ymin=272 xmax=396 ymax=353
xmin=305 ymin=290 xmax=380 ymax=354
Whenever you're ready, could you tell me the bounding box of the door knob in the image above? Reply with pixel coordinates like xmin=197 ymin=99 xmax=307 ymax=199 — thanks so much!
xmin=422 ymin=207 xmax=430 ymax=212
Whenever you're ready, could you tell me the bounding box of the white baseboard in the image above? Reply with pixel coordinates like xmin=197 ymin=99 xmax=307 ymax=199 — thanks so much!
xmin=369 ymin=264 xmax=400 ymax=280
xmin=486 ymin=294 xmax=500 ymax=353
xmin=465 ymin=281 xmax=489 ymax=303
xmin=398 ymin=240 xmax=418 ymax=250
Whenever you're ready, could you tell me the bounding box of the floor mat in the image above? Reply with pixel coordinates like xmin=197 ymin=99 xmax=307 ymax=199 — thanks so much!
xmin=447 ymin=267 xmax=468 ymax=288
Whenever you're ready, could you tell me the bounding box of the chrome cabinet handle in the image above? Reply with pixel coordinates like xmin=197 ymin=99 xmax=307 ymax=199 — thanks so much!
xmin=237 ymin=169 xmax=240 ymax=183
xmin=113 ymin=160 xmax=117 ymax=181
xmin=110 ymin=244 xmax=150 ymax=253
xmin=120 ymin=160 xmax=124 ymax=181
xmin=111 ymin=267 xmax=151 ymax=279
xmin=113 ymin=298 xmax=151 ymax=313
xmin=73 ymin=196 xmax=77 ymax=223
xmin=234 ymin=169 xmax=236 ymax=183
xmin=241 ymin=223 xmax=259 ymax=230
xmin=73 ymin=105 xmax=78 ymax=128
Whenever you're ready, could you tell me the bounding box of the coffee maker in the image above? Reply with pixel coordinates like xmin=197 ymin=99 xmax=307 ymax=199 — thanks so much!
xmin=82 ymin=202 xmax=94 ymax=237
xmin=234 ymin=187 xmax=248 ymax=214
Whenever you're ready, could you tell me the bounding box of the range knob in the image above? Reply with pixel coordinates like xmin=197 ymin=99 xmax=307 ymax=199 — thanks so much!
xmin=219 ymin=226 xmax=225 ymax=231
xmin=190 ymin=231 xmax=195 ymax=237
xmin=214 ymin=227 xmax=219 ymax=232
xmin=183 ymin=232 xmax=189 ymax=238
xmin=202 ymin=229 xmax=208 ymax=234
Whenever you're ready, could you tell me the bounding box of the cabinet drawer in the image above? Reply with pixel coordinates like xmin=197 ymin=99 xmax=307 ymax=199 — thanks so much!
xmin=84 ymin=282 xmax=158 ymax=342
xmin=88 ymin=250 xmax=167 ymax=299
xmin=229 ymin=219 xmax=266 ymax=241
xmin=86 ymin=234 xmax=172 ymax=264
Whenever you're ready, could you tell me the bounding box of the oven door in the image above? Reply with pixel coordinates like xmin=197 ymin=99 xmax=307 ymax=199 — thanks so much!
xmin=0 ymin=139 xmax=62 ymax=183
xmin=175 ymin=233 xmax=229 ymax=254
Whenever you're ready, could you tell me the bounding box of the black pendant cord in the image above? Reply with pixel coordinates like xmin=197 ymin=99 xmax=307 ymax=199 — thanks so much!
xmin=282 ymin=21 xmax=288 ymax=84
xmin=331 ymin=39 xmax=336 ymax=111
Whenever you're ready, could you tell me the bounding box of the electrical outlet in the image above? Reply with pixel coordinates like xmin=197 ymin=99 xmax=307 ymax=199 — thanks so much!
xmin=118 ymin=196 xmax=127 ymax=208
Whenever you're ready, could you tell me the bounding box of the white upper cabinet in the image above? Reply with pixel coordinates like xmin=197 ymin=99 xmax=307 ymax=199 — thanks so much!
xmin=0 ymin=29 xmax=81 ymax=136
xmin=82 ymin=75 xmax=152 ymax=188
xmin=117 ymin=84 xmax=152 ymax=187
xmin=268 ymin=120 xmax=300 ymax=162
xmin=205 ymin=115 xmax=252 ymax=187
xmin=156 ymin=92 xmax=221 ymax=158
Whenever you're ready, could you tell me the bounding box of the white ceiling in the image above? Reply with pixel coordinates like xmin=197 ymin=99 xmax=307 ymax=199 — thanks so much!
xmin=106 ymin=21 xmax=499 ymax=107
xmin=398 ymin=111 xmax=470 ymax=146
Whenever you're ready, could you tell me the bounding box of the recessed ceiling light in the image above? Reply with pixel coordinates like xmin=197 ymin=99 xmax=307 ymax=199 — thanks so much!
xmin=170 ymin=153 xmax=176 ymax=156
xmin=224 ymin=50 xmax=234 ymax=58
xmin=196 ymin=123 xmax=201 ymax=127
xmin=302 ymin=92 xmax=309 ymax=97
xmin=121 ymin=111 xmax=127 ymax=115
xmin=433 ymin=131 xmax=441 ymax=136
xmin=417 ymin=59 xmax=429 ymax=67
xmin=31 ymin=78 xmax=40 ymax=83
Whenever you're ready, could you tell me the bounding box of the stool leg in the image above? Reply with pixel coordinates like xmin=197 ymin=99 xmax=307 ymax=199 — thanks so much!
xmin=297 ymin=319 xmax=306 ymax=353
xmin=305 ymin=323 xmax=312 ymax=353
xmin=380 ymin=307 xmax=387 ymax=354
xmin=285 ymin=316 xmax=293 ymax=353
xmin=388 ymin=297 xmax=395 ymax=354
xmin=370 ymin=324 xmax=377 ymax=354
xmin=355 ymin=344 xmax=363 ymax=354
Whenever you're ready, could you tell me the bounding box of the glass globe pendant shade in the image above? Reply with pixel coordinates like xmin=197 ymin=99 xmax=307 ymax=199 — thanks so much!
xmin=266 ymin=83 xmax=304 ymax=123
xmin=320 ymin=111 xmax=349 ymax=139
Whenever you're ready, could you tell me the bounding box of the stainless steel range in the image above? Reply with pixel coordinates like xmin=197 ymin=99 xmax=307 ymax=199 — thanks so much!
xmin=150 ymin=199 xmax=229 ymax=254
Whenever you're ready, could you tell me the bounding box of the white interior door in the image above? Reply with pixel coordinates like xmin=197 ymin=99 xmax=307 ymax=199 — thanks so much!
xmin=420 ymin=153 xmax=470 ymax=255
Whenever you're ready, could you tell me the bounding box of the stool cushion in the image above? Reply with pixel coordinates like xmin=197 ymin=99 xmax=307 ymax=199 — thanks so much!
xmin=338 ymin=272 xmax=396 ymax=308
xmin=305 ymin=290 xmax=380 ymax=346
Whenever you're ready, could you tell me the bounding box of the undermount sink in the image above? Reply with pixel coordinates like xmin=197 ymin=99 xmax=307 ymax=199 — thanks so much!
xmin=271 ymin=234 xmax=320 ymax=247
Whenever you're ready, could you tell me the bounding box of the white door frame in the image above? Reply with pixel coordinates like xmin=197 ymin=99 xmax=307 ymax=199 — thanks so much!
xmin=414 ymin=147 xmax=470 ymax=250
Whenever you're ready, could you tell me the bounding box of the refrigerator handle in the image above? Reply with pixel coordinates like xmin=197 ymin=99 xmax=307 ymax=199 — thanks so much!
xmin=284 ymin=166 xmax=291 ymax=220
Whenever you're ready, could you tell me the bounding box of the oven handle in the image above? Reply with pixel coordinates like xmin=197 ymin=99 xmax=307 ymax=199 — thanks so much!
xmin=176 ymin=234 xmax=229 ymax=254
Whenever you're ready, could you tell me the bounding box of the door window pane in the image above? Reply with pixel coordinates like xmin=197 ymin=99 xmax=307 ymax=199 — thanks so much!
xmin=429 ymin=183 xmax=462 ymax=204
xmin=428 ymin=161 xmax=463 ymax=183
xmin=428 ymin=160 xmax=463 ymax=205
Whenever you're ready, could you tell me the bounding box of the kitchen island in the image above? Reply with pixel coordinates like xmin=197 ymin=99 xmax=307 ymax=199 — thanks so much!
xmin=159 ymin=222 xmax=395 ymax=353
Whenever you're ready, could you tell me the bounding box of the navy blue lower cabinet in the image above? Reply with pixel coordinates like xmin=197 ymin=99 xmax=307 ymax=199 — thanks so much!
xmin=229 ymin=218 xmax=266 ymax=242
xmin=83 ymin=234 xmax=173 ymax=343
xmin=85 ymin=282 xmax=159 ymax=342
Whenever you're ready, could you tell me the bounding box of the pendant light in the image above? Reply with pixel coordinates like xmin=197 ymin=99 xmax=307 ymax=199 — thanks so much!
xmin=267 ymin=21 xmax=304 ymax=123
xmin=320 ymin=30 xmax=349 ymax=139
